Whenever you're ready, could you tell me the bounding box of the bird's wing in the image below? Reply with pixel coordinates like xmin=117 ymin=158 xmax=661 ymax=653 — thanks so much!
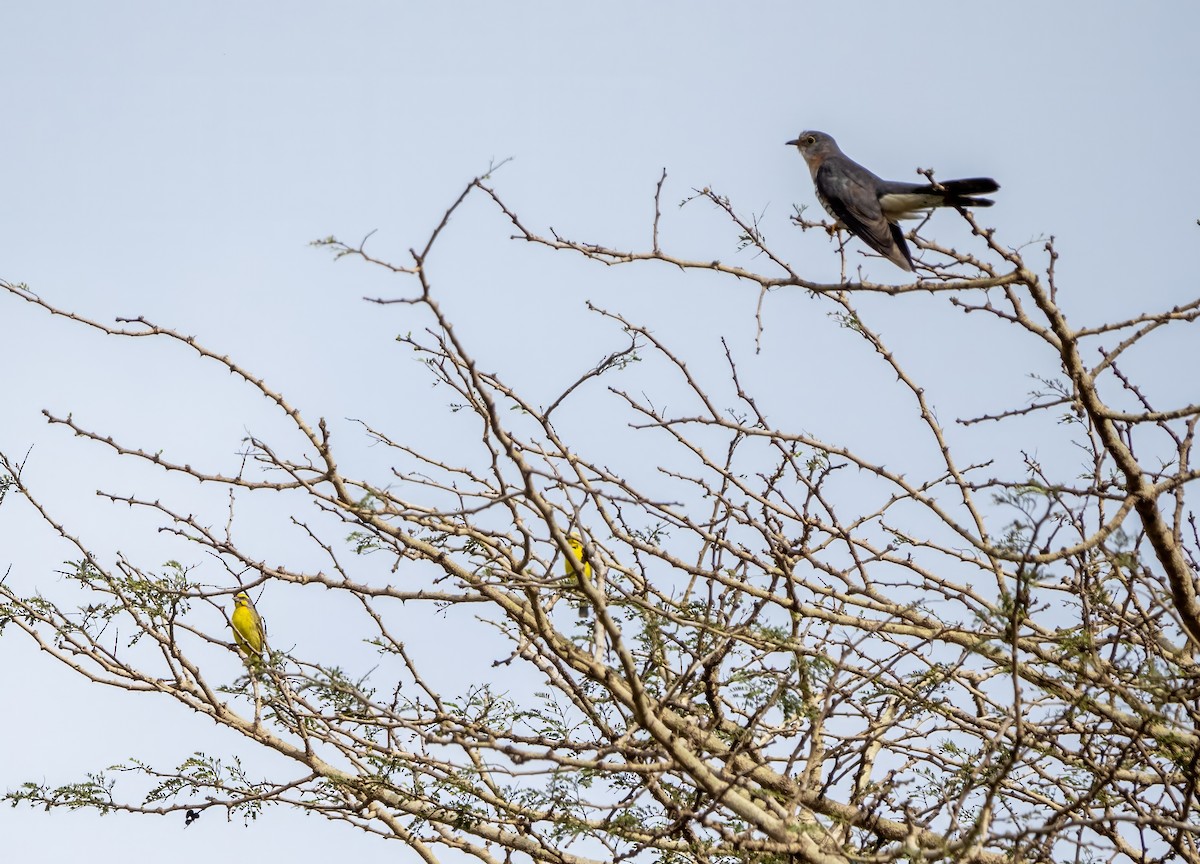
xmin=815 ymin=160 xmax=896 ymax=256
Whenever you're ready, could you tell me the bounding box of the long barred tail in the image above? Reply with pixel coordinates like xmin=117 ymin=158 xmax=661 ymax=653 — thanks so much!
xmin=939 ymin=177 xmax=999 ymax=195
xmin=937 ymin=177 xmax=999 ymax=207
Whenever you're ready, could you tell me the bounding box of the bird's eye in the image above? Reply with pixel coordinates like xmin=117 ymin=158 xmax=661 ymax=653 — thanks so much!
xmin=805 ymin=136 xmax=816 ymax=145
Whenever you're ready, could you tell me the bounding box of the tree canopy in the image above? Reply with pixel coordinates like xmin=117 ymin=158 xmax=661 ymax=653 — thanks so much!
xmin=3 ymin=175 xmax=1200 ymax=864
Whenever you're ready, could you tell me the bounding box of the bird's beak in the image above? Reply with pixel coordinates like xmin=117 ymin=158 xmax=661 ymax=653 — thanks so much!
xmin=785 ymin=139 xmax=799 ymax=147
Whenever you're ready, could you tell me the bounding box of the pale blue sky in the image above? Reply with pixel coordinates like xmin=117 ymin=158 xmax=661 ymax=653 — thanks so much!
xmin=3 ymin=3 xmax=1199 ymax=861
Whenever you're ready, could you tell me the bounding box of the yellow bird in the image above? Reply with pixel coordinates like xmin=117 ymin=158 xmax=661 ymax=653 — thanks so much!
xmin=231 ymin=591 xmax=266 ymax=666
xmin=565 ymin=535 xmax=592 ymax=619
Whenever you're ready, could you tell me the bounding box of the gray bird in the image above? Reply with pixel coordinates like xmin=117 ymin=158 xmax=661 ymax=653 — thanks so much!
xmin=786 ymin=131 xmax=998 ymax=271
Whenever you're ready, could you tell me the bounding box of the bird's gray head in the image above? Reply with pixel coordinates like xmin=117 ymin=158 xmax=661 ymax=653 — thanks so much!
xmin=785 ymin=130 xmax=841 ymax=167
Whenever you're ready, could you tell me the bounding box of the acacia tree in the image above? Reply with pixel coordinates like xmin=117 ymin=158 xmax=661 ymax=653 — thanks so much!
xmin=2 ymin=173 xmax=1200 ymax=864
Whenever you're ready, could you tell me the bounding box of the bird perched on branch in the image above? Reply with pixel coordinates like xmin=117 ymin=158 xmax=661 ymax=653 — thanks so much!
xmin=786 ymin=130 xmax=998 ymax=271
xmin=565 ymin=535 xmax=593 ymax=619
xmin=231 ymin=591 xmax=266 ymax=667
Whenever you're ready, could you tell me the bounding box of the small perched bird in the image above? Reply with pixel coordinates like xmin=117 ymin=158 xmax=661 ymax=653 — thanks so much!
xmin=565 ymin=535 xmax=592 ymax=619
xmin=231 ymin=591 xmax=266 ymax=666
xmin=786 ymin=130 xmax=998 ymax=271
